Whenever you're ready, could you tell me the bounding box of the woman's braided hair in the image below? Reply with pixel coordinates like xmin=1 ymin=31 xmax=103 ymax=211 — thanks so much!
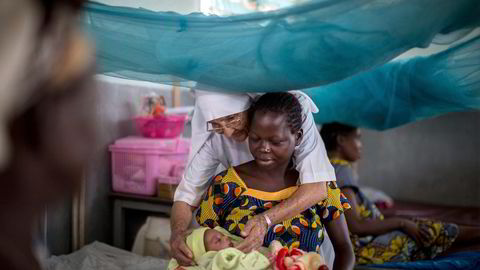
xmin=248 ymin=92 xmax=303 ymax=134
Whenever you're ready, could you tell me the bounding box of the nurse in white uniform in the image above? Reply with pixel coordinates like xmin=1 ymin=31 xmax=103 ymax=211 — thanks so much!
xmin=170 ymin=90 xmax=337 ymax=267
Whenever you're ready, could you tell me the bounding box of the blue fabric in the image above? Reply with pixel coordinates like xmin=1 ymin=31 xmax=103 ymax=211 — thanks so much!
xmin=364 ymin=251 xmax=480 ymax=270
xmin=306 ymin=35 xmax=480 ymax=130
xmin=84 ymin=0 xmax=479 ymax=91
xmin=83 ymin=0 xmax=480 ymax=130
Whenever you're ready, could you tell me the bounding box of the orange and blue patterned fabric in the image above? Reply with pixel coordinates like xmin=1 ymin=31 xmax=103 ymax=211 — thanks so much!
xmin=196 ymin=167 xmax=350 ymax=252
xmin=330 ymin=159 xmax=459 ymax=264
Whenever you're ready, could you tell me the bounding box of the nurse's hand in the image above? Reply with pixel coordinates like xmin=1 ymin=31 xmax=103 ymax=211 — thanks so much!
xmin=235 ymin=215 xmax=268 ymax=253
xmin=170 ymin=229 xmax=194 ymax=266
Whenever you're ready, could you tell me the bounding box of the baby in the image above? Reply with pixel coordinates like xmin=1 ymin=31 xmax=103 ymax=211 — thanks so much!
xmin=203 ymin=227 xmax=234 ymax=251
xmin=168 ymin=226 xmax=328 ymax=270
xmin=168 ymin=226 xmax=270 ymax=270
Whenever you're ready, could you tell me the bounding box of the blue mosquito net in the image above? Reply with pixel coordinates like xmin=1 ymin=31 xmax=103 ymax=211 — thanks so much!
xmin=83 ymin=0 xmax=480 ymax=129
xmin=306 ymin=35 xmax=480 ymax=130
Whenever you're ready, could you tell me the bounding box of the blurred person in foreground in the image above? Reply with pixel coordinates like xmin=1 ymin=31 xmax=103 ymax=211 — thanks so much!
xmin=0 ymin=1 xmax=98 ymax=269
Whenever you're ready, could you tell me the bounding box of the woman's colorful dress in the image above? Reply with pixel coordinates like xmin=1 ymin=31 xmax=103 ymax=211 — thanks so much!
xmin=330 ymin=159 xmax=459 ymax=264
xmin=196 ymin=167 xmax=350 ymax=252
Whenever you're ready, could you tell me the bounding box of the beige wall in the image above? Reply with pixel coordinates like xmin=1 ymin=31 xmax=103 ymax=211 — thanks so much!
xmin=358 ymin=111 xmax=480 ymax=207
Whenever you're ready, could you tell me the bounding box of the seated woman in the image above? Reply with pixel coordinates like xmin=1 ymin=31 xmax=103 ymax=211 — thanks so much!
xmin=319 ymin=122 xmax=480 ymax=264
xmin=196 ymin=93 xmax=355 ymax=270
xmin=172 ymin=90 xmax=337 ymax=266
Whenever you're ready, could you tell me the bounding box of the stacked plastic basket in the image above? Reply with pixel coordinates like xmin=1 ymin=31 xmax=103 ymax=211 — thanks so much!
xmin=109 ymin=112 xmax=190 ymax=198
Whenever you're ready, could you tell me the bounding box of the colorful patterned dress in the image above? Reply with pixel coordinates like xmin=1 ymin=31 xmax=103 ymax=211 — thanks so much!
xmin=330 ymin=159 xmax=459 ymax=264
xmin=196 ymin=167 xmax=350 ymax=252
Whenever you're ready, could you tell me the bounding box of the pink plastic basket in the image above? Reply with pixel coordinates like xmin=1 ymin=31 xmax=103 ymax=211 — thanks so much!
xmin=135 ymin=114 xmax=187 ymax=138
xmin=109 ymin=136 xmax=190 ymax=196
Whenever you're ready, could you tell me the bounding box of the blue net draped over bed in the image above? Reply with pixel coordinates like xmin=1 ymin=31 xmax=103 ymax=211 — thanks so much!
xmin=84 ymin=0 xmax=479 ymax=90
xmin=84 ymin=0 xmax=480 ymax=130
xmin=363 ymin=251 xmax=480 ymax=270
xmin=306 ymin=35 xmax=480 ymax=130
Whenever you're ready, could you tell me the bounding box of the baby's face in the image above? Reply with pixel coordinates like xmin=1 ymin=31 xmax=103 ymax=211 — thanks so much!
xmin=204 ymin=229 xmax=233 ymax=251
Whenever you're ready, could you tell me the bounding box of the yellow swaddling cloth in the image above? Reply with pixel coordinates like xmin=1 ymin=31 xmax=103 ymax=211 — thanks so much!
xmin=168 ymin=226 xmax=270 ymax=270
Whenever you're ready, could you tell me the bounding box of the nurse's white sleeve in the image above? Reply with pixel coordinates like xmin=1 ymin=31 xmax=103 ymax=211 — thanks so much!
xmin=174 ymin=139 xmax=220 ymax=207
xmin=294 ymin=94 xmax=337 ymax=184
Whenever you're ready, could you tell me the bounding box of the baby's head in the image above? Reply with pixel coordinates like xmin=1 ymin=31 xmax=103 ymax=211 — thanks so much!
xmin=204 ymin=228 xmax=233 ymax=251
xmin=186 ymin=227 xmax=233 ymax=262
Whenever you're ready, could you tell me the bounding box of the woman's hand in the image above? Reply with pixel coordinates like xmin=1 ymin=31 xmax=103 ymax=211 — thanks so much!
xmin=401 ymin=219 xmax=431 ymax=246
xmin=235 ymin=215 xmax=268 ymax=253
xmin=170 ymin=229 xmax=194 ymax=266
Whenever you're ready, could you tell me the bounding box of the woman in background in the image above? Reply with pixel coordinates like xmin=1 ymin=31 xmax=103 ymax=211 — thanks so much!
xmin=320 ymin=122 xmax=480 ymax=264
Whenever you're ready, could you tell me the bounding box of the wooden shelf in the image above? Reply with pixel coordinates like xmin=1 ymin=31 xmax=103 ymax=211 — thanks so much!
xmin=110 ymin=192 xmax=174 ymax=250
xmin=109 ymin=192 xmax=173 ymax=204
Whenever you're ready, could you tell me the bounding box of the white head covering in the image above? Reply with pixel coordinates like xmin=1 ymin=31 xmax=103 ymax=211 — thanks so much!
xmin=187 ymin=90 xmax=252 ymax=168
xmin=187 ymin=90 xmax=320 ymax=168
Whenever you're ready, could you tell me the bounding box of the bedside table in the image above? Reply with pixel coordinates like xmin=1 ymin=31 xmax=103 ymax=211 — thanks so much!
xmin=110 ymin=192 xmax=173 ymax=249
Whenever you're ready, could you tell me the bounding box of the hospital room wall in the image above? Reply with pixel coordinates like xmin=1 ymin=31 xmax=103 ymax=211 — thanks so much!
xmin=354 ymin=29 xmax=480 ymax=208
xmin=43 ymin=0 xmax=202 ymax=255
xmin=86 ymin=76 xmax=194 ymax=245
xmin=358 ymin=111 xmax=480 ymax=208
xmin=45 ymin=88 xmax=479 ymax=256
xmin=45 ymin=77 xmax=194 ymax=255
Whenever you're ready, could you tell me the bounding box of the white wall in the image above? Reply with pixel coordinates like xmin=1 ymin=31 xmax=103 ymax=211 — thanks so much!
xmin=93 ymin=0 xmax=200 ymax=13
xmin=358 ymin=111 xmax=480 ymax=207
xmin=395 ymin=28 xmax=480 ymax=60
xmin=358 ymin=28 xmax=480 ymax=207
xmin=85 ymin=77 xmax=194 ymax=248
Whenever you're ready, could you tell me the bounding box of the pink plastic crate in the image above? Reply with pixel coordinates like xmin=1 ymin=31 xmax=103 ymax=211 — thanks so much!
xmin=109 ymin=136 xmax=190 ymax=196
xmin=157 ymin=164 xmax=186 ymax=185
xmin=135 ymin=114 xmax=187 ymax=138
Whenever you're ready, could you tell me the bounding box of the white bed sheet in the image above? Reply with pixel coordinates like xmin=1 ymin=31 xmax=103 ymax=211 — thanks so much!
xmin=45 ymin=242 xmax=168 ymax=270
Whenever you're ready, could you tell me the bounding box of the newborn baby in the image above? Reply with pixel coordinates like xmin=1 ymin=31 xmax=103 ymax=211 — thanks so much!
xmin=203 ymin=227 xmax=234 ymax=251
xmin=168 ymin=226 xmax=270 ymax=270
xmin=168 ymin=226 xmax=328 ymax=270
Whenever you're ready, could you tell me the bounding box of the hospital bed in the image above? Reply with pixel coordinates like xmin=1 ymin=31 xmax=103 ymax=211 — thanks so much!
xmin=45 ymin=200 xmax=480 ymax=270
xmin=44 ymin=241 xmax=480 ymax=270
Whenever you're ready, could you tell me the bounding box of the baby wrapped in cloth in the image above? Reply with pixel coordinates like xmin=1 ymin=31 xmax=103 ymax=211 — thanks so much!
xmin=168 ymin=227 xmax=328 ymax=270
